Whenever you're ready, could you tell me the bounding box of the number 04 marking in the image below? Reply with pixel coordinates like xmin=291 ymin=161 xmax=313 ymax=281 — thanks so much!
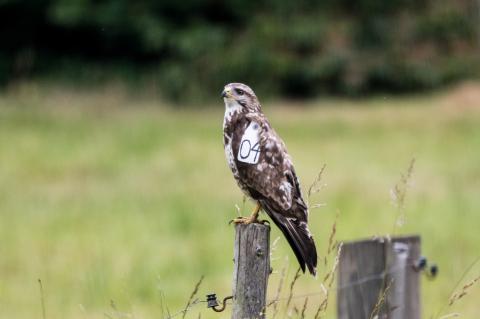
xmin=239 ymin=140 xmax=260 ymax=162
xmin=238 ymin=122 xmax=261 ymax=164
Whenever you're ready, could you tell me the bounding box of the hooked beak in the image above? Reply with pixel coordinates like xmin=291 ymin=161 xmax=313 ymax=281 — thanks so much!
xmin=221 ymin=88 xmax=232 ymax=99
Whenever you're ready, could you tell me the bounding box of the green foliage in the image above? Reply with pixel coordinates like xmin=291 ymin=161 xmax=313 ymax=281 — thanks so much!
xmin=0 ymin=0 xmax=479 ymax=99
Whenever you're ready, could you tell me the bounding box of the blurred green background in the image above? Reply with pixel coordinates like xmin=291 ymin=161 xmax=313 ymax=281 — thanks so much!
xmin=1 ymin=0 xmax=480 ymax=100
xmin=1 ymin=1 xmax=480 ymax=319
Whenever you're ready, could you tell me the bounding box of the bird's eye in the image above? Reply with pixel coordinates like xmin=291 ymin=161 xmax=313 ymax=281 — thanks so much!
xmin=235 ymin=89 xmax=244 ymax=96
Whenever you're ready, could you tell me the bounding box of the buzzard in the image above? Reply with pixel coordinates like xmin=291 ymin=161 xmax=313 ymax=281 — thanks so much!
xmin=222 ymin=83 xmax=318 ymax=276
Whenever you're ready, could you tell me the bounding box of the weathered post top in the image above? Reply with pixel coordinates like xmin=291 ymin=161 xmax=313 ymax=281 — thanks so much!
xmin=232 ymin=223 xmax=270 ymax=319
xmin=337 ymin=235 xmax=421 ymax=319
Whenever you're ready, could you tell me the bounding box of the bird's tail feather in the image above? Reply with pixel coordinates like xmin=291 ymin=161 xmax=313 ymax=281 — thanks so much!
xmin=260 ymin=200 xmax=317 ymax=276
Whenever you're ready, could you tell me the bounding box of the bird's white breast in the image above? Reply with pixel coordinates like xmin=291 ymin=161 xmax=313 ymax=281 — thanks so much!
xmin=223 ymin=98 xmax=242 ymax=128
xmin=223 ymin=99 xmax=242 ymax=172
xmin=223 ymin=98 xmax=254 ymax=197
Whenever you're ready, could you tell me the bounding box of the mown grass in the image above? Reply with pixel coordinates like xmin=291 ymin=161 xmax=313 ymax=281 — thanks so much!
xmin=0 ymin=83 xmax=479 ymax=318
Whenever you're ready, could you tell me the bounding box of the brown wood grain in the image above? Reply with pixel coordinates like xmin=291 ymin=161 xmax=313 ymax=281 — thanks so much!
xmin=337 ymin=236 xmax=420 ymax=319
xmin=232 ymin=223 xmax=270 ymax=319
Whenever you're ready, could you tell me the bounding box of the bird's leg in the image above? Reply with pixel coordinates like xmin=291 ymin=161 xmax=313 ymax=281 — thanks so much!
xmin=230 ymin=202 xmax=262 ymax=225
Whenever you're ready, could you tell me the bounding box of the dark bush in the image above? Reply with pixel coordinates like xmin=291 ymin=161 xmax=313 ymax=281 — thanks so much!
xmin=0 ymin=0 xmax=478 ymax=100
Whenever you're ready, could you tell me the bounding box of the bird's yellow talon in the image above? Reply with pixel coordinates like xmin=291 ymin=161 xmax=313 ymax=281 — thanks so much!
xmin=231 ymin=216 xmax=254 ymax=225
xmin=229 ymin=202 xmax=262 ymax=225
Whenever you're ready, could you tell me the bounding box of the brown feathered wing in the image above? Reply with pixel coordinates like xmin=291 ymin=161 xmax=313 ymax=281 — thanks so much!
xmin=232 ymin=113 xmax=318 ymax=275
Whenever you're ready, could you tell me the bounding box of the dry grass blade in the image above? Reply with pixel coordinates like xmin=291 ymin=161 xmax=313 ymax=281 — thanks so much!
xmin=314 ymin=243 xmax=343 ymax=319
xmin=300 ymin=297 xmax=308 ymax=319
xmin=159 ymin=291 xmax=172 ymax=319
xmin=448 ymin=275 xmax=480 ymax=306
xmin=234 ymin=204 xmax=241 ymax=217
xmin=391 ymin=158 xmax=415 ymax=209
xmin=110 ymin=300 xmax=118 ymax=318
xmin=327 ymin=210 xmax=339 ymax=255
xmin=314 ymin=298 xmax=328 ymax=319
xmin=307 ymin=164 xmax=326 ymax=205
xmin=110 ymin=300 xmax=137 ymax=319
xmin=390 ymin=158 xmax=415 ymax=233
xmin=324 ymin=243 xmax=342 ymax=286
xmin=270 ymin=259 xmax=288 ymax=319
xmin=270 ymin=237 xmax=282 ymax=259
xmin=434 ymin=256 xmax=480 ymax=319
xmin=38 ymin=279 xmax=46 ymax=319
xmin=310 ymin=203 xmax=326 ymax=210
xmin=159 ymin=291 xmax=166 ymax=319
xmin=286 ymin=267 xmax=302 ymax=310
xmin=290 ymin=305 xmax=299 ymax=318
xmin=181 ymin=275 xmax=204 ymax=319
xmin=369 ymin=279 xmax=393 ymax=319
xmin=234 ymin=196 xmax=247 ymax=217
xmin=438 ymin=313 xmax=460 ymax=319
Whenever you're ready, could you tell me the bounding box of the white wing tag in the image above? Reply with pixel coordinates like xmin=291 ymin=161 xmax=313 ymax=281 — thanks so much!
xmin=237 ymin=122 xmax=261 ymax=164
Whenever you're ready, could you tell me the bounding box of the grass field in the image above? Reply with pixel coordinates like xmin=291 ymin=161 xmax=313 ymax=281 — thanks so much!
xmin=0 ymin=83 xmax=479 ymax=319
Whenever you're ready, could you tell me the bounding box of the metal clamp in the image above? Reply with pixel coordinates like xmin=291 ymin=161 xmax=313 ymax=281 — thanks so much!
xmin=413 ymin=256 xmax=438 ymax=279
xmin=206 ymin=293 xmax=233 ymax=312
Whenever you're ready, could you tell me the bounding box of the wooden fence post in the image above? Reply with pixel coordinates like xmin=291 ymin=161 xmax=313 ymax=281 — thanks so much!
xmin=337 ymin=235 xmax=421 ymax=319
xmin=385 ymin=237 xmax=421 ymax=319
xmin=232 ymin=223 xmax=270 ymax=319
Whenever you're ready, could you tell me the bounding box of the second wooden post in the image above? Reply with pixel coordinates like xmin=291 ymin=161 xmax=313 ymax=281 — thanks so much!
xmin=337 ymin=236 xmax=421 ymax=319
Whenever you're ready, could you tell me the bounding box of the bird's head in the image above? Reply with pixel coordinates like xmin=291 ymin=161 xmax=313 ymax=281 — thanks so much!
xmin=222 ymin=83 xmax=260 ymax=113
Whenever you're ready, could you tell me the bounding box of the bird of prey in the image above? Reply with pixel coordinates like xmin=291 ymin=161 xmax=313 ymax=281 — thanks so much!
xmin=222 ymin=83 xmax=318 ymax=276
